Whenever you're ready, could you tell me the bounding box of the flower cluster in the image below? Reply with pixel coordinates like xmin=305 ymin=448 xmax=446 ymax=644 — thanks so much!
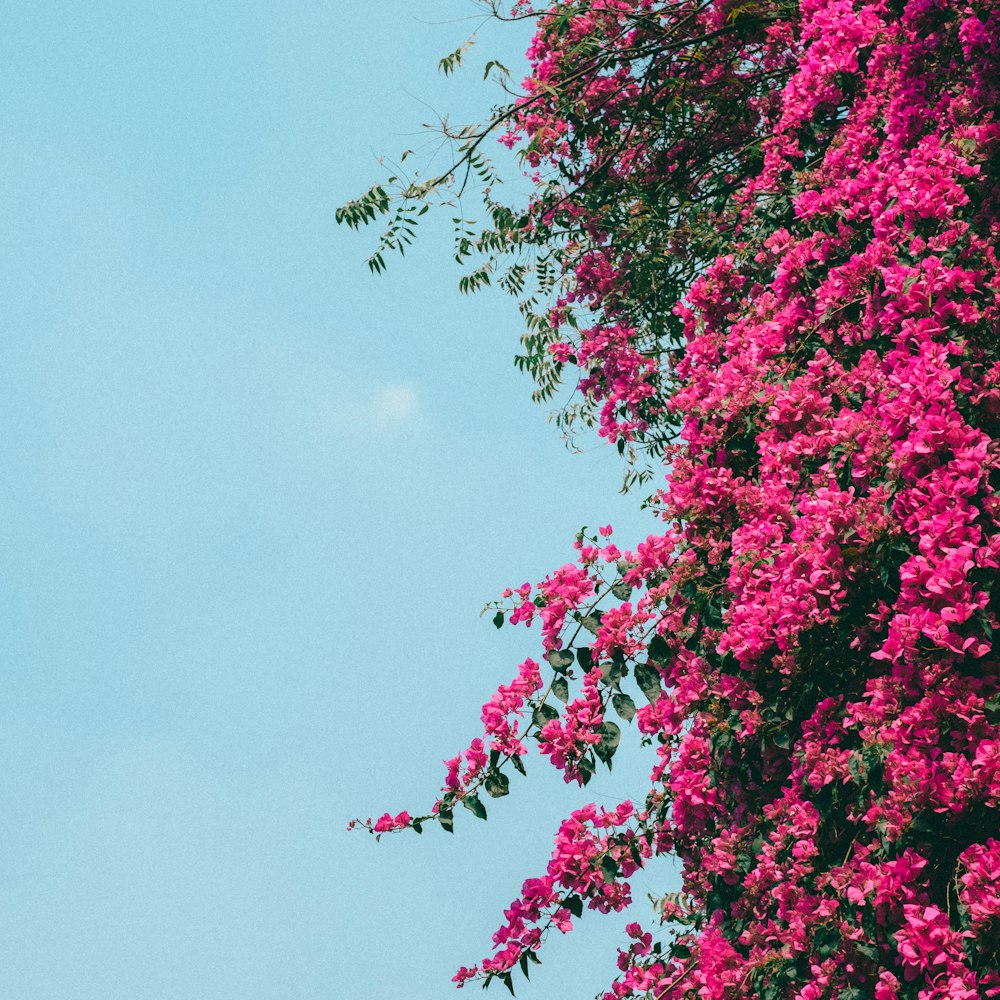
xmin=453 ymin=802 xmax=646 ymax=987
xmin=350 ymin=0 xmax=1000 ymax=996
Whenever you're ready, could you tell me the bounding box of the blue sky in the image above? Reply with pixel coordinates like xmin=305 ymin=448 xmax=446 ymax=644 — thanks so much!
xmin=0 ymin=3 xmax=676 ymax=998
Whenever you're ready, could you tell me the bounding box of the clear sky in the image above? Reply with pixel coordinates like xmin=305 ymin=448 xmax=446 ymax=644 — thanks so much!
xmin=0 ymin=3 xmax=677 ymax=998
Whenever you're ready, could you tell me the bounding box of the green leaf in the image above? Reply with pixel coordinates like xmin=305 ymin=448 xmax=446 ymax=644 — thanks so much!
xmin=462 ymin=793 xmax=488 ymax=821
xmin=438 ymin=808 xmax=454 ymax=834
xmin=600 ymin=855 xmax=620 ymax=883
xmin=854 ymin=940 xmax=879 ymax=962
xmin=630 ymin=841 xmax=644 ymax=868
xmin=957 ymin=136 xmax=977 ymax=157
xmin=552 ymin=677 xmax=570 ymax=703
xmin=647 ymin=634 xmax=670 ymax=663
xmin=511 ymin=755 xmax=527 ymax=776
xmin=595 ymin=721 xmax=621 ymax=765
xmin=600 ymin=659 xmax=625 ymax=686
xmin=532 ymin=703 xmax=560 ymax=727
xmin=438 ymin=45 xmax=466 ymax=76
xmin=483 ymin=59 xmax=511 ymax=81
xmin=493 ymin=611 xmax=505 ymax=629
xmin=485 ymin=770 xmax=510 ymax=799
xmin=611 ymin=581 xmax=632 ymax=601
xmin=600 ymin=720 xmax=621 ymax=750
xmin=518 ymin=953 xmax=531 ymax=981
xmin=565 ymin=895 xmax=584 ymax=918
xmin=501 ymin=971 xmax=515 ymax=996
xmin=634 ymin=661 xmax=662 ymax=704
xmin=546 ymin=649 xmax=575 ymax=672
xmin=612 ymin=692 xmax=637 ymax=722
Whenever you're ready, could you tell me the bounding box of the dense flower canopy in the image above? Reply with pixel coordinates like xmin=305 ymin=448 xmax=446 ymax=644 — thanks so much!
xmin=342 ymin=0 xmax=1000 ymax=997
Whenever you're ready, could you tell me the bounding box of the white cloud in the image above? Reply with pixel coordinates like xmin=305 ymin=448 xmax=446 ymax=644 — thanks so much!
xmin=369 ymin=382 xmax=420 ymax=429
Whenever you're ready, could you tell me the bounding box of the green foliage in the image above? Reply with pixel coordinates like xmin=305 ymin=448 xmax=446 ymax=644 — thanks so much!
xmin=336 ymin=2 xmax=796 ymax=481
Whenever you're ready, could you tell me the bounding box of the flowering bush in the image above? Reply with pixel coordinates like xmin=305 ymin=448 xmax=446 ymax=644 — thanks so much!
xmin=342 ymin=1 xmax=1000 ymax=996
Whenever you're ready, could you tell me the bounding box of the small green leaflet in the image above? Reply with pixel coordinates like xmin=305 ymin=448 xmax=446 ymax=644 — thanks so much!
xmin=634 ymin=661 xmax=662 ymax=704
xmin=612 ymin=692 xmax=637 ymax=722
xmin=595 ymin=721 xmax=621 ymax=765
xmin=600 ymin=855 xmax=620 ymax=883
xmin=647 ymin=634 xmax=670 ymax=663
xmin=462 ymin=793 xmax=488 ymax=821
xmin=485 ymin=770 xmax=510 ymax=798
xmin=532 ymin=703 xmax=559 ymax=726
xmin=546 ymin=648 xmax=574 ymax=672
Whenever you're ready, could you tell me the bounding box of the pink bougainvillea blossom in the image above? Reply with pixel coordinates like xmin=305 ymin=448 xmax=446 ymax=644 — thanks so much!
xmin=348 ymin=0 xmax=1000 ymax=995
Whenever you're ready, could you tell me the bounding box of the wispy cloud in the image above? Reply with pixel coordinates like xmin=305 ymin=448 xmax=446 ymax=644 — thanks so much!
xmin=369 ymin=381 xmax=420 ymax=430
